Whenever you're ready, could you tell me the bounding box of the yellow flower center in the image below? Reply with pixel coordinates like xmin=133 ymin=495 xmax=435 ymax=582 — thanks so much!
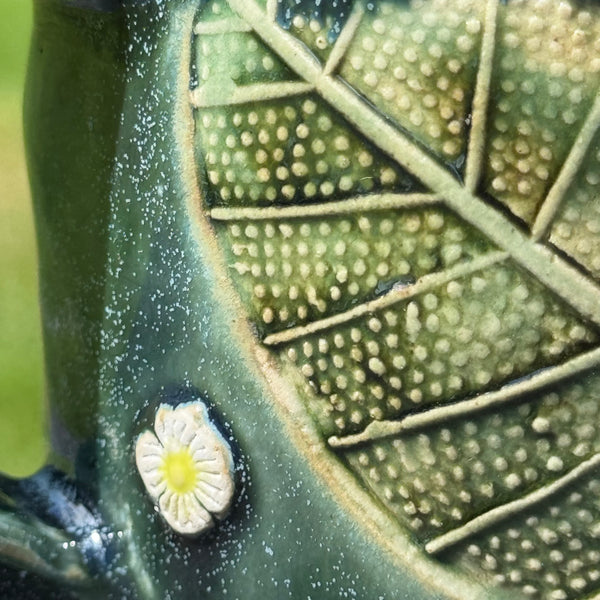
xmin=161 ymin=450 xmax=198 ymax=494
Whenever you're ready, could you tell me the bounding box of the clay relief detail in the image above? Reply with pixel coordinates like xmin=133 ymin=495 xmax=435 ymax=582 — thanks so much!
xmin=190 ymin=0 xmax=600 ymax=598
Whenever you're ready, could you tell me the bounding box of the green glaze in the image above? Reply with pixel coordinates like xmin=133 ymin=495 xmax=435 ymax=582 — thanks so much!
xmin=5 ymin=1 xmax=446 ymax=598
xmin=3 ymin=0 xmax=600 ymax=599
xmin=90 ymin=3 xmax=445 ymax=598
xmin=25 ymin=0 xmax=127 ymax=442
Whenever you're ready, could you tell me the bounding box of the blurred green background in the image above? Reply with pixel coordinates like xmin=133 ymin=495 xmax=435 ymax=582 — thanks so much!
xmin=0 ymin=0 xmax=47 ymax=476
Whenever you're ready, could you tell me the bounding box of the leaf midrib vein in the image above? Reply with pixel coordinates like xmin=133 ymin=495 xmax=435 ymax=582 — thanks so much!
xmin=225 ymin=0 xmax=600 ymax=329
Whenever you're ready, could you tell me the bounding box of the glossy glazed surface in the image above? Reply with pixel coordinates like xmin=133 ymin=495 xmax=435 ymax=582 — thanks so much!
xmin=4 ymin=1 xmax=600 ymax=599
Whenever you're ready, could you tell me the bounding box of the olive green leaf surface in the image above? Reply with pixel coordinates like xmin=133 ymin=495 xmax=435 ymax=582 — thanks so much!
xmin=191 ymin=1 xmax=600 ymax=599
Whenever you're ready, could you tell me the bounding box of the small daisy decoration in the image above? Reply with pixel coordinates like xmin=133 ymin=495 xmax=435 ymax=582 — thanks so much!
xmin=135 ymin=401 xmax=235 ymax=536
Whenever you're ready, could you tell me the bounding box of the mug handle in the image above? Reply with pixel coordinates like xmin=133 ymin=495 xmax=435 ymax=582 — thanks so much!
xmin=0 ymin=467 xmax=103 ymax=589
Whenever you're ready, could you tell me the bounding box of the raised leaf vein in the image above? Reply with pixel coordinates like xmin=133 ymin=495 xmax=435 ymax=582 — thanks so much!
xmin=322 ymin=4 xmax=365 ymax=76
xmin=532 ymin=89 xmax=600 ymax=240
xmin=263 ymin=250 xmax=508 ymax=345
xmin=464 ymin=0 xmax=499 ymax=192
xmin=209 ymin=192 xmax=440 ymax=220
xmin=225 ymin=0 xmax=600 ymax=329
xmin=425 ymin=452 xmax=600 ymax=555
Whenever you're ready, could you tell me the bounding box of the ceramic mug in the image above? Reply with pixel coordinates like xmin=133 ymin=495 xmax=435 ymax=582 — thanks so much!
xmin=3 ymin=1 xmax=600 ymax=598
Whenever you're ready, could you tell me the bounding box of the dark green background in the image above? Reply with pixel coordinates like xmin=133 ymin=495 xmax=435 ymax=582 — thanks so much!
xmin=0 ymin=0 xmax=46 ymax=476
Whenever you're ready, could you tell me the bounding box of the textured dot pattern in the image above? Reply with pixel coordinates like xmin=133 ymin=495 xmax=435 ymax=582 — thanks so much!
xmin=191 ymin=1 xmax=600 ymax=597
xmin=196 ymin=96 xmax=418 ymax=206
xmin=449 ymin=473 xmax=600 ymax=600
xmin=549 ymin=131 xmax=600 ymax=281
xmin=287 ymin=13 xmax=334 ymax=62
xmin=344 ymin=370 xmax=600 ymax=541
xmin=278 ymin=0 xmax=359 ymax=48
xmin=196 ymin=0 xmax=234 ymax=21
xmin=484 ymin=1 xmax=600 ymax=224
xmin=217 ymin=208 xmax=492 ymax=334
xmin=196 ymin=31 xmax=295 ymax=87
xmin=340 ymin=0 xmax=484 ymax=164
xmin=280 ymin=261 xmax=597 ymax=436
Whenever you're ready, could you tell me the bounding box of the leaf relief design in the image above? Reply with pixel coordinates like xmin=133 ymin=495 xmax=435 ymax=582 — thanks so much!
xmin=190 ymin=1 xmax=600 ymax=598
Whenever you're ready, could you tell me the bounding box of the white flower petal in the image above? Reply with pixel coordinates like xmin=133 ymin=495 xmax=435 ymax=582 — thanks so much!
xmin=194 ymin=472 xmax=235 ymax=517
xmin=135 ymin=432 xmax=167 ymax=500
xmin=154 ymin=406 xmax=176 ymax=447
xmin=183 ymin=402 xmax=209 ymax=427
xmin=136 ymin=431 xmax=163 ymax=460
xmin=209 ymin=439 xmax=233 ymax=466
xmin=155 ymin=404 xmax=198 ymax=449
xmin=144 ymin=470 xmax=167 ymax=490
xmin=188 ymin=428 xmax=234 ymax=515
xmin=159 ymin=491 xmax=213 ymax=536
xmin=189 ymin=425 xmax=233 ymax=471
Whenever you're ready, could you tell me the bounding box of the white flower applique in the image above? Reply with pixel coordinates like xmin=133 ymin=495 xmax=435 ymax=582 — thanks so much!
xmin=135 ymin=402 xmax=235 ymax=536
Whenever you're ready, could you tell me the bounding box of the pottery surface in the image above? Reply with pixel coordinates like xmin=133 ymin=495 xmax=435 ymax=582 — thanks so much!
xmin=3 ymin=0 xmax=600 ymax=599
